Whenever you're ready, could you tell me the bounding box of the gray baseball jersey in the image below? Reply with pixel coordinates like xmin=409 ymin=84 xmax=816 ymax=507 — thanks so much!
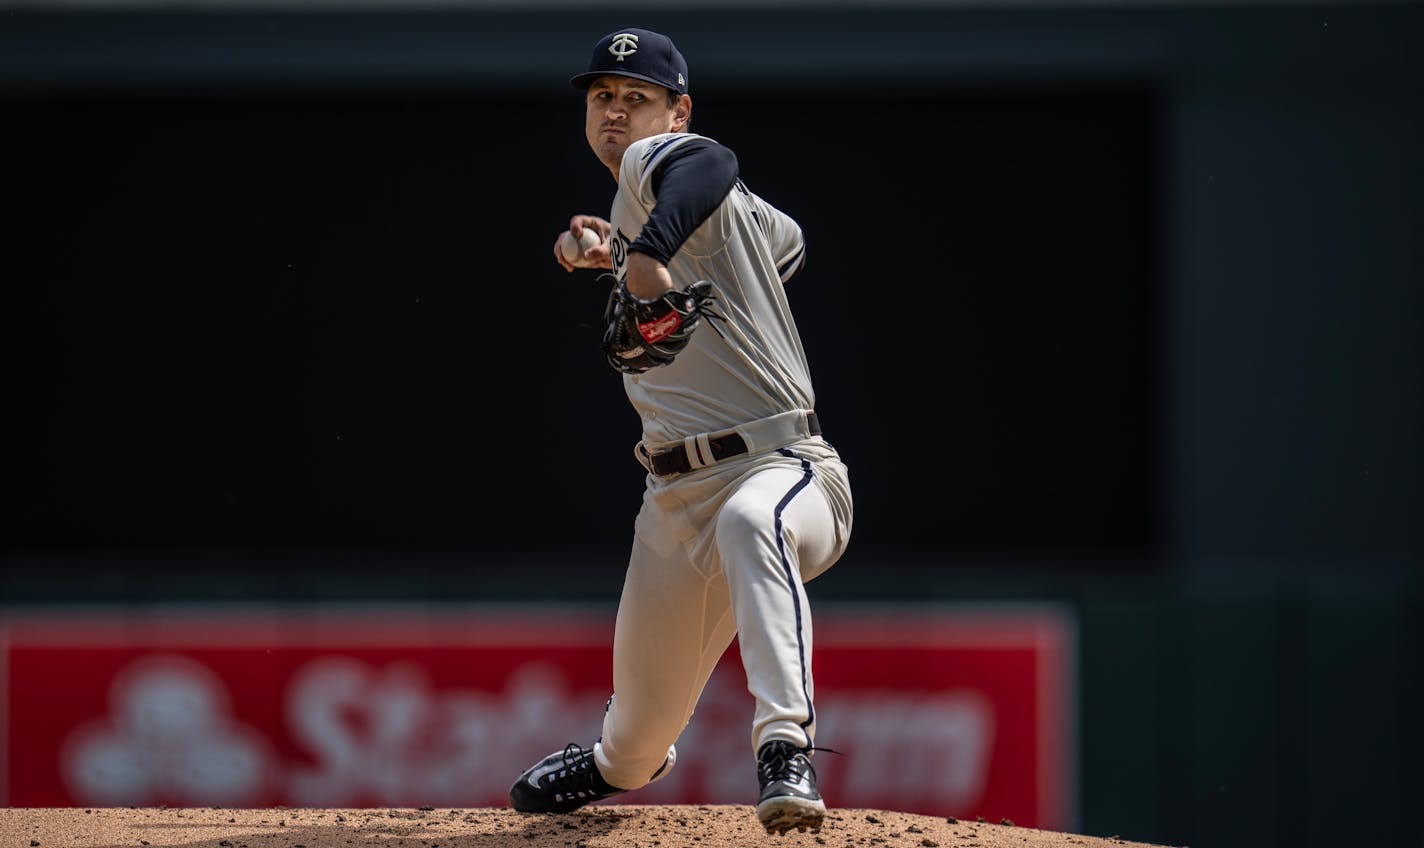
xmin=608 ymin=132 xmax=816 ymax=444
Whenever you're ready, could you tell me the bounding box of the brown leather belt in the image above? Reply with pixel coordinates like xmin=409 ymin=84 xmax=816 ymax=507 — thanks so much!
xmin=643 ymin=412 xmax=821 ymax=477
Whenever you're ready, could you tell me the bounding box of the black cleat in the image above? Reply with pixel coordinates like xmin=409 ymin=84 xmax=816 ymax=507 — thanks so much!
xmin=509 ymin=742 xmax=675 ymax=814
xmin=755 ymin=740 xmax=826 ymax=835
xmin=509 ymin=743 xmax=624 ymax=813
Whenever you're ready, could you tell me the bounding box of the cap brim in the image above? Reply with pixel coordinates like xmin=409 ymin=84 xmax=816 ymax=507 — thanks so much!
xmin=570 ymin=70 xmax=680 ymax=92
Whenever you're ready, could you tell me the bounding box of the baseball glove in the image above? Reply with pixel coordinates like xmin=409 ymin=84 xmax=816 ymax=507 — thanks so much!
xmin=601 ymin=274 xmax=718 ymax=374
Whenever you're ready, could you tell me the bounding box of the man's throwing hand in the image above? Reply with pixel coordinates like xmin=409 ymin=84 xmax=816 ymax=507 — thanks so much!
xmin=554 ymin=216 xmax=613 ymax=271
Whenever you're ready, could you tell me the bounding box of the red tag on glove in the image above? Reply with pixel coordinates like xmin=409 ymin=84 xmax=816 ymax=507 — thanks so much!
xmin=638 ymin=311 xmax=684 ymax=344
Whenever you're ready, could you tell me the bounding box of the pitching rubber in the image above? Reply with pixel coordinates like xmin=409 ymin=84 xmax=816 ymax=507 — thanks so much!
xmin=756 ymin=796 xmax=826 ymax=836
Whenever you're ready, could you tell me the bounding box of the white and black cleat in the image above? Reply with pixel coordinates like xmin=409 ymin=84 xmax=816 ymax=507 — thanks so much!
xmin=755 ymin=740 xmax=827 ymax=835
xmin=509 ymin=741 xmax=676 ymax=815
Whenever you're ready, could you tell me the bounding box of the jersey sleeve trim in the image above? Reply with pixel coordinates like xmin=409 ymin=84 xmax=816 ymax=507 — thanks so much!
xmin=627 ymin=133 xmax=701 ymax=196
xmin=777 ymin=243 xmax=806 ymax=282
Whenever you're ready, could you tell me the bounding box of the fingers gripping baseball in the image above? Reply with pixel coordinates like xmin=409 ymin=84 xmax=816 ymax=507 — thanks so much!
xmin=562 ymin=228 xmax=600 ymax=263
xmin=554 ymin=216 xmax=612 ymax=271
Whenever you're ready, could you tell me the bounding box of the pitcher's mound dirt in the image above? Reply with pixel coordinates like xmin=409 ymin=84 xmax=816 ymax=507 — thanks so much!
xmin=1 ymin=805 xmax=1173 ymax=848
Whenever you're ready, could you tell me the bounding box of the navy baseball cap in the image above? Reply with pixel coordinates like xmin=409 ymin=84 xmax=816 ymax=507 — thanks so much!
xmin=570 ymin=28 xmax=689 ymax=95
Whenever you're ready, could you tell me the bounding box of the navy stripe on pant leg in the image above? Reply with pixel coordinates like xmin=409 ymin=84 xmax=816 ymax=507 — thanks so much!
xmin=773 ymin=448 xmax=816 ymax=746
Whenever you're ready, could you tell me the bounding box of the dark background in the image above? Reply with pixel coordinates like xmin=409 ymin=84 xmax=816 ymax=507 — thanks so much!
xmin=10 ymin=85 xmax=1160 ymax=562
xmin=3 ymin=4 xmax=1421 ymax=847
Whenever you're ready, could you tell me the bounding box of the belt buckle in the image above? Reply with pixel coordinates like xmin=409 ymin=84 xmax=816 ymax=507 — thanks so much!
xmin=646 ymin=445 xmax=677 ymax=477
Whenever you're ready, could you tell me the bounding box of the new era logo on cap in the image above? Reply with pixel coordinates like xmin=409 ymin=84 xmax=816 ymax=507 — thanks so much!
xmin=570 ymin=27 xmax=689 ymax=95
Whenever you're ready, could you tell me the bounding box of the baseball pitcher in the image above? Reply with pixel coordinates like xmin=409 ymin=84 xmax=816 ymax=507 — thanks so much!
xmin=509 ymin=27 xmax=854 ymax=836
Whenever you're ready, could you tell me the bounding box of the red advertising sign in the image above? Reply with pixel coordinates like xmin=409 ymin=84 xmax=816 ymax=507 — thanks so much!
xmin=0 ymin=603 xmax=1074 ymax=828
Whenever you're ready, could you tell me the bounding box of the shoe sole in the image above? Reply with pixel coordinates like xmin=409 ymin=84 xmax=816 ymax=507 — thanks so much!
xmin=756 ymin=796 xmax=826 ymax=835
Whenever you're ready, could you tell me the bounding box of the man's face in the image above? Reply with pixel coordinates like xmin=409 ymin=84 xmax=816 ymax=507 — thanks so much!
xmin=585 ymin=75 xmax=689 ymax=176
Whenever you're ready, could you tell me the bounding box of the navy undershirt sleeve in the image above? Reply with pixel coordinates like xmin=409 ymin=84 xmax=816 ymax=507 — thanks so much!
xmin=627 ymin=139 xmax=739 ymax=265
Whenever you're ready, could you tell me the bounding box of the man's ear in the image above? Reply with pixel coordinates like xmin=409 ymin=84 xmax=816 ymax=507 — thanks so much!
xmin=674 ymin=95 xmax=692 ymax=130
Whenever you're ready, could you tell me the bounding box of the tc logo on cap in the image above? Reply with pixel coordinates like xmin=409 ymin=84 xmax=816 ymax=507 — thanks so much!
xmin=609 ymin=33 xmax=639 ymax=61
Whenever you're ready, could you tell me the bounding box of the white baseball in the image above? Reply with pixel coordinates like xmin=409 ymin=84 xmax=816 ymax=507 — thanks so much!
xmin=561 ymin=229 xmax=601 ymax=264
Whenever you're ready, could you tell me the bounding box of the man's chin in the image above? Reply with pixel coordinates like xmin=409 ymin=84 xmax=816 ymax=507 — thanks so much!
xmin=594 ymin=140 xmax=628 ymax=165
